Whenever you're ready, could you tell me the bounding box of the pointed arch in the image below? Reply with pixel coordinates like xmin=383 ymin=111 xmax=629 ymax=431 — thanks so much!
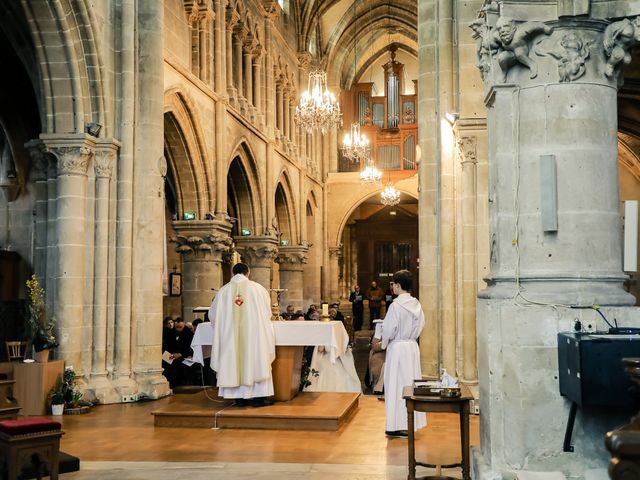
xmin=163 ymin=87 xmax=213 ymax=218
xmin=227 ymin=140 xmax=264 ymax=235
xmin=275 ymin=168 xmax=298 ymax=244
xmin=18 ymin=0 xmax=106 ymax=134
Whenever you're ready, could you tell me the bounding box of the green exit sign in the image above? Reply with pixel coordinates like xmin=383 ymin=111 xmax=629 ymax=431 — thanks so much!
xmin=240 ymin=228 xmax=252 ymax=236
xmin=183 ymin=212 xmax=196 ymax=220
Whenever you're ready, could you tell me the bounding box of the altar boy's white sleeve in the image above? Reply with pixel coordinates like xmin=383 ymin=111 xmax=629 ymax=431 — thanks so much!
xmin=381 ymin=304 xmax=398 ymax=350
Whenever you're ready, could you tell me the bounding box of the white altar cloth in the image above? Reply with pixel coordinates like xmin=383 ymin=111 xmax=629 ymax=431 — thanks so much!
xmin=190 ymin=321 xmax=348 ymax=366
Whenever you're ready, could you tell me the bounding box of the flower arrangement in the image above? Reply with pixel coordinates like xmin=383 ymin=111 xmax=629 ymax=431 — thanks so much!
xmin=25 ymin=274 xmax=58 ymax=352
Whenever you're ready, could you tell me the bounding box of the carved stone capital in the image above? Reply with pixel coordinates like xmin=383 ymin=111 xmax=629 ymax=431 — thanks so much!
xmin=262 ymin=0 xmax=282 ymax=19
xmin=172 ymin=220 xmax=233 ymax=258
xmin=297 ymin=52 xmax=313 ymax=69
xmin=456 ymin=136 xmax=477 ymax=166
xmin=40 ymin=134 xmax=97 ymax=177
xmin=276 ymin=245 xmax=309 ymax=269
xmin=603 ymin=17 xmax=640 ymax=81
xmin=234 ymin=235 xmax=279 ymax=266
xmin=328 ymin=246 xmax=343 ymax=259
xmin=94 ymin=139 xmax=120 ymax=179
xmin=226 ymin=8 xmax=240 ymax=28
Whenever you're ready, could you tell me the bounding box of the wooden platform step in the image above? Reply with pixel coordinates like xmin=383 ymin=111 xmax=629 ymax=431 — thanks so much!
xmin=152 ymin=390 xmax=360 ymax=431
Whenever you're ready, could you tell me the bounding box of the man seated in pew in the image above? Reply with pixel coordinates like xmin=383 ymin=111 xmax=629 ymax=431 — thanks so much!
xmin=162 ymin=317 xmax=195 ymax=388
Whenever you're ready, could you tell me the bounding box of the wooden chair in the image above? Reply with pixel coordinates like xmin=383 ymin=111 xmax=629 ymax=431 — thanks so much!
xmin=5 ymin=342 xmax=26 ymax=362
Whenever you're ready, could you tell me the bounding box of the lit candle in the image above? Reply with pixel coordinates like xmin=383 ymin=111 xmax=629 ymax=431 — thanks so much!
xmin=322 ymin=303 xmax=328 ymax=317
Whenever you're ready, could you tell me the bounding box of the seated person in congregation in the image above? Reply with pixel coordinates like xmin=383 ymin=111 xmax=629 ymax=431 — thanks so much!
xmin=162 ymin=317 xmax=195 ymax=388
xmin=368 ymin=319 xmax=385 ymax=394
xmin=282 ymin=305 xmax=296 ymax=320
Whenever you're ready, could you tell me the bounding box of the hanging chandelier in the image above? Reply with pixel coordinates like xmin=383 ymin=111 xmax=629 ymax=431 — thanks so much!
xmin=380 ymin=184 xmax=401 ymax=206
xmin=360 ymin=160 xmax=382 ymax=184
xmin=295 ymin=70 xmax=342 ymax=135
xmin=342 ymin=123 xmax=370 ymax=162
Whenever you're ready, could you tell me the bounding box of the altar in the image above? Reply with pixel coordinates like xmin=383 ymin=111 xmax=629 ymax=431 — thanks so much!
xmin=190 ymin=320 xmax=349 ymax=401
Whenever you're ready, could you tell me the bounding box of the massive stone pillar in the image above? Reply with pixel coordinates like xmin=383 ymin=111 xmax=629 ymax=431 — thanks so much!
xmin=172 ymin=221 xmax=232 ymax=321
xmin=277 ymin=245 xmax=308 ymax=311
xmin=234 ymin=235 xmax=278 ymax=289
xmin=40 ymin=134 xmax=95 ymax=376
xmin=89 ymin=140 xmax=119 ymax=403
xmin=469 ymin=7 xmax=640 ymax=478
xmin=130 ymin=0 xmax=170 ymax=399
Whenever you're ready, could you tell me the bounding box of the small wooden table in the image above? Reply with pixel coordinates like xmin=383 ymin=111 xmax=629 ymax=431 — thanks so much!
xmin=403 ymin=385 xmax=473 ymax=480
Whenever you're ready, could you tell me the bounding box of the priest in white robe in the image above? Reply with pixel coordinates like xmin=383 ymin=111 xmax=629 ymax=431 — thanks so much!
xmin=381 ymin=269 xmax=426 ymax=437
xmin=208 ymin=263 xmax=276 ymax=406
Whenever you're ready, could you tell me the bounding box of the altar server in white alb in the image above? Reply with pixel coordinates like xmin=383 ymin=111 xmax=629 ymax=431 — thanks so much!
xmin=208 ymin=263 xmax=276 ymax=407
xmin=381 ymin=269 xmax=426 ymax=437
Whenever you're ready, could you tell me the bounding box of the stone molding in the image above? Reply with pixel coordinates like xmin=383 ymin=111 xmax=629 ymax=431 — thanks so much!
xmin=40 ymin=134 xmax=97 ymax=177
xmin=297 ymin=52 xmax=312 ymax=69
xmin=603 ymin=17 xmax=640 ymax=79
xmin=328 ymin=245 xmax=342 ymax=258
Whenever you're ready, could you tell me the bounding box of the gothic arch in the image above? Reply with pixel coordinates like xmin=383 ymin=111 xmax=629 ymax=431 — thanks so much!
xmin=15 ymin=0 xmax=106 ymax=134
xmin=334 ymin=189 xmax=418 ymax=246
xmin=227 ymin=140 xmax=264 ymax=235
xmin=163 ymin=88 xmax=213 ymax=218
xmin=274 ymin=169 xmax=298 ymax=244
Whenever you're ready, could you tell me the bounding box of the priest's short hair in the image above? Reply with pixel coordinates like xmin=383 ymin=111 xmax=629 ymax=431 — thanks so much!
xmin=233 ymin=263 xmax=250 ymax=275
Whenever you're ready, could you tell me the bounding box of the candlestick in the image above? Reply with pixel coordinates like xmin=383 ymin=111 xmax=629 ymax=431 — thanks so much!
xmin=322 ymin=303 xmax=328 ymax=317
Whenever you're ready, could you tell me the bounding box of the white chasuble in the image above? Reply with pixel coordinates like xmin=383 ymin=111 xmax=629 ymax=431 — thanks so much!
xmin=208 ymin=274 xmax=276 ymax=398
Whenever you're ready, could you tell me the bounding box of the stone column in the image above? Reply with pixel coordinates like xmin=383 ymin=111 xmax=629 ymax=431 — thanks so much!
xmin=225 ymin=9 xmax=238 ymax=98
xmin=264 ymin=22 xmax=275 ymax=135
xmin=130 ymin=0 xmax=170 ymax=399
xmin=234 ymin=235 xmax=279 ymax=290
xmin=283 ymin=91 xmax=290 ymax=140
xmin=470 ymin=11 xmax=638 ymax=478
xmin=276 ymin=245 xmax=308 ymax=311
xmin=253 ymin=51 xmax=262 ymax=115
xmin=276 ymin=83 xmax=283 ymax=134
xmin=214 ymin=0 xmax=226 ymax=95
xmin=25 ymin=140 xmax=48 ymax=282
xmin=243 ymin=45 xmax=253 ymax=104
xmin=172 ymin=220 xmax=232 ymax=322
xmin=328 ymin=246 xmax=342 ymax=301
xmin=90 ymin=140 xmax=119 ymax=403
xmin=455 ymin=129 xmax=480 ymax=385
xmin=45 ymin=153 xmax=57 ymax=311
xmin=233 ymin=31 xmax=243 ymax=94
xmin=40 ymin=134 xmax=95 ymax=376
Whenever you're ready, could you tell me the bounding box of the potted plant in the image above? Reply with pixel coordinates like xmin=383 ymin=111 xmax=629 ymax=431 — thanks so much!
xmin=47 ymin=367 xmax=92 ymax=415
xmin=25 ymin=275 xmax=58 ymax=362
xmin=48 ymin=382 xmax=65 ymax=416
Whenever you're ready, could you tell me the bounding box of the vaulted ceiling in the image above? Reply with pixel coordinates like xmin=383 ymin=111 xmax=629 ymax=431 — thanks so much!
xmin=291 ymin=0 xmax=417 ymax=89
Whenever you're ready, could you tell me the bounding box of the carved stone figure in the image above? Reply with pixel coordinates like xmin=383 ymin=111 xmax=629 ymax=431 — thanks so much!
xmin=469 ymin=18 xmax=498 ymax=82
xmin=536 ymin=33 xmax=591 ymax=83
xmin=494 ymin=17 xmax=553 ymax=82
xmin=603 ymin=17 xmax=640 ymax=78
